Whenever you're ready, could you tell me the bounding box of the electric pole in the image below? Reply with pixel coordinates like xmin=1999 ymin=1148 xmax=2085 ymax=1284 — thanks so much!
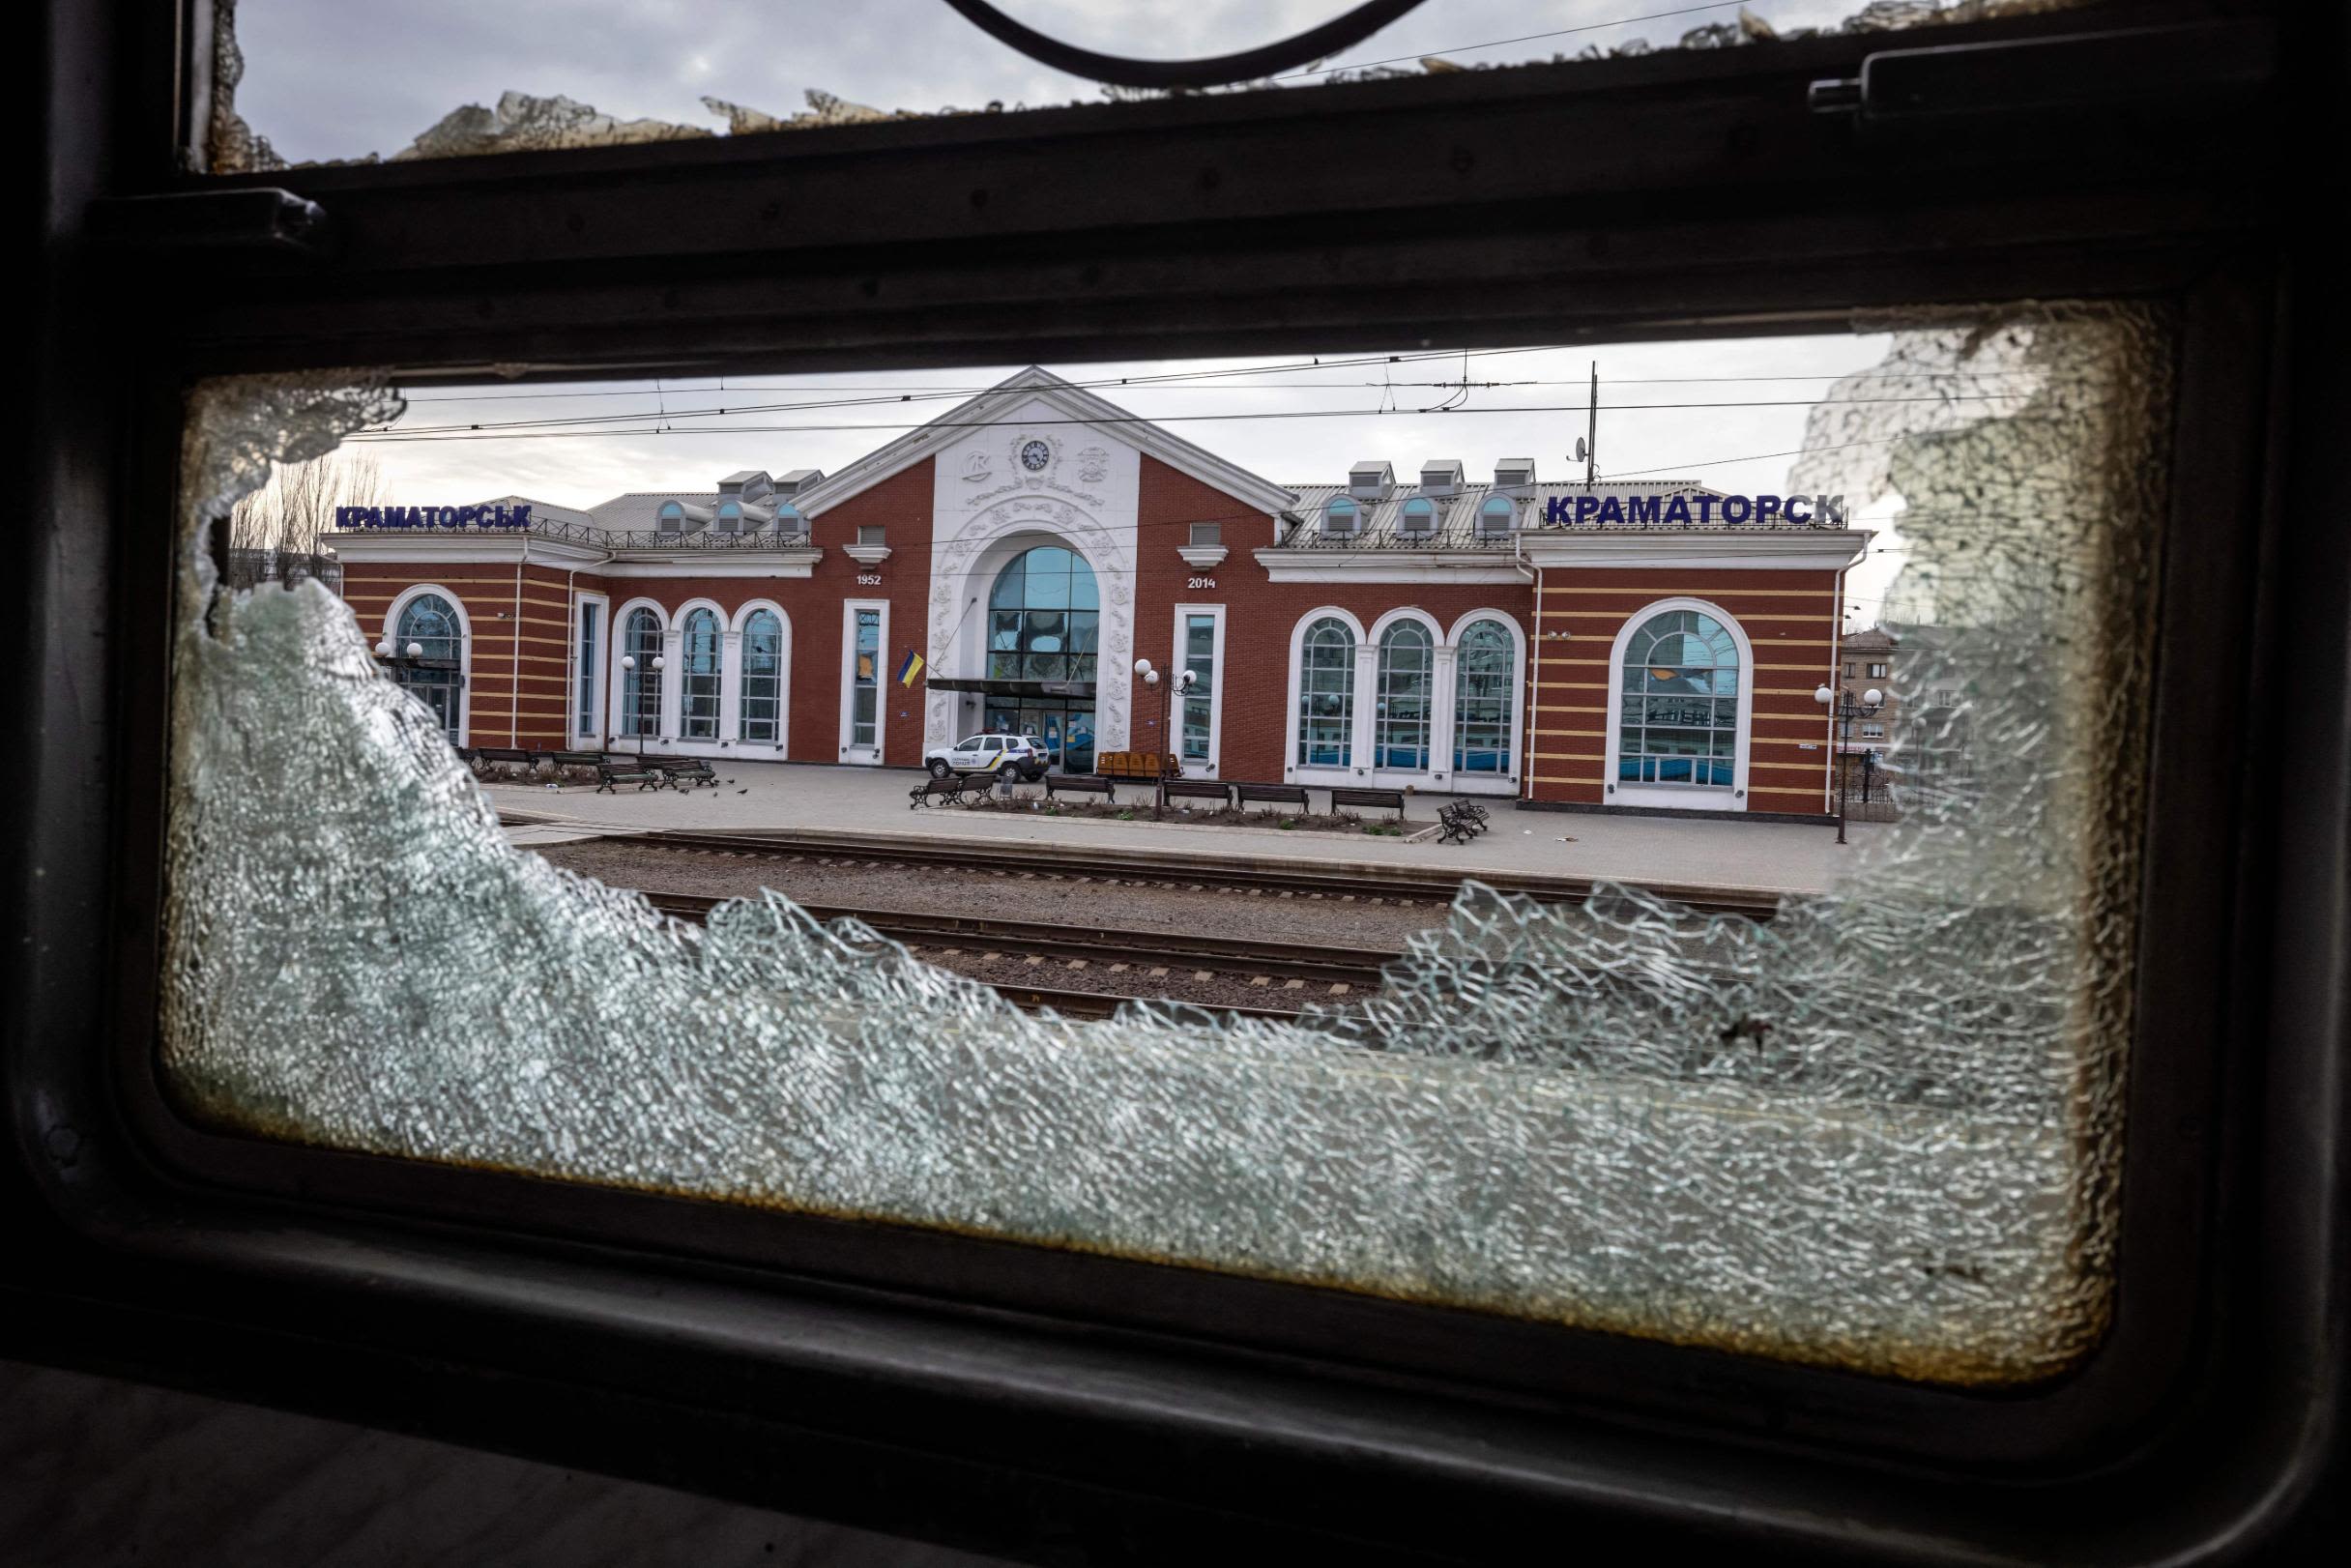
xmin=1583 ymin=361 xmax=1599 ymax=491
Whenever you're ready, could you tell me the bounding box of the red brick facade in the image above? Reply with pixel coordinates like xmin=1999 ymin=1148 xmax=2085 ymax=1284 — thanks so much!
xmin=335 ymin=375 xmax=1858 ymax=819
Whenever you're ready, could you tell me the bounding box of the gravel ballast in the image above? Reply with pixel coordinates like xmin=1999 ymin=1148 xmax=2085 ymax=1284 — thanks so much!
xmin=528 ymin=838 xmax=1450 ymax=1009
xmin=530 ymin=840 xmax=1452 ymax=946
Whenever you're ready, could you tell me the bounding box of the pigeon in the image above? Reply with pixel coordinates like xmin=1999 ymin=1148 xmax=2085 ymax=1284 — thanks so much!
xmin=737 ymin=789 xmax=748 ymax=795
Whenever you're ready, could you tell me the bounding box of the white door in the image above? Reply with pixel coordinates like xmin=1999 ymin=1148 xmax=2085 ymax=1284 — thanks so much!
xmin=843 ymin=606 xmax=884 ymax=765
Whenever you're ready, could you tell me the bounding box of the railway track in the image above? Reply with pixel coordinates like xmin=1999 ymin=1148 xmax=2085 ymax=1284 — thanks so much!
xmin=643 ymin=889 xmax=1353 ymax=1021
xmin=593 ymin=826 xmax=1785 ymax=919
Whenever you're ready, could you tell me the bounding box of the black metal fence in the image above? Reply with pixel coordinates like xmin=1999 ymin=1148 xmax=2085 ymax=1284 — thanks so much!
xmin=221 ymin=547 xmax=342 ymax=594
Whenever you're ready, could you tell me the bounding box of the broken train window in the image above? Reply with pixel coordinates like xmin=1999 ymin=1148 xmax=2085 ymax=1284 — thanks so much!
xmin=202 ymin=0 xmax=2127 ymax=173
xmin=163 ymin=303 xmax=2164 ymax=1386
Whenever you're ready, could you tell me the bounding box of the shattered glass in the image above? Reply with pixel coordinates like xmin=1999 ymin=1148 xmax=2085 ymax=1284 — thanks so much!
xmin=205 ymin=0 xmax=2118 ymax=173
xmin=163 ymin=303 xmax=2163 ymax=1386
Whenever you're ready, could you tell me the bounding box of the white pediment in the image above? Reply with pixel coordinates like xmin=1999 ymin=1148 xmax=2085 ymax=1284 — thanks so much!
xmin=791 ymin=367 xmax=1295 ymax=520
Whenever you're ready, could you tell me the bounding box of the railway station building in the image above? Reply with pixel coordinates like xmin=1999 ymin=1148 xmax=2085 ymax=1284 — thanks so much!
xmin=332 ymin=367 xmax=1871 ymax=817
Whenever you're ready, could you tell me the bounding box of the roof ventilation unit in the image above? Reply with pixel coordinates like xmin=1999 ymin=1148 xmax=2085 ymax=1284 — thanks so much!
xmin=1347 ymin=460 xmax=1393 ymax=502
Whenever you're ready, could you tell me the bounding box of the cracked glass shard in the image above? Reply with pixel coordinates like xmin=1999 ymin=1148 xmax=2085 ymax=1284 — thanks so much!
xmin=203 ymin=0 xmax=2119 ymax=172
xmin=163 ymin=302 xmax=2163 ymax=1385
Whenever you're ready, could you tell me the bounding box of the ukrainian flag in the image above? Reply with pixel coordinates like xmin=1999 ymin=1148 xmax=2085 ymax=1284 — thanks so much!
xmin=896 ymin=650 xmax=925 ymax=687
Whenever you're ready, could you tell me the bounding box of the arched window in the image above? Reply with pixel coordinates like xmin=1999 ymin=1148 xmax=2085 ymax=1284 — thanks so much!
xmin=987 ymin=545 xmax=1099 ymax=682
xmin=1453 ymin=618 xmax=1515 ymax=773
xmin=1295 ymin=617 xmax=1355 ymax=767
xmin=681 ymin=608 xmax=721 ymax=739
xmin=392 ymin=592 xmax=463 ymax=743
xmin=715 ymin=500 xmax=742 ymax=534
xmin=1322 ymin=497 xmax=1359 ymax=537
xmin=1399 ymin=497 xmax=1437 ymax=536
xmin=1477 ymin=496 xmax=1515 ymax=537
xmin=740 ymin=609 xmax=783 ymax=743
xmin=774 ymin=503 xmax=802 ymax=537
xmin=1375 ymin=621 xmax=1434 ymax=769
xmin=656 ymin=501 xmax=684 ymax=534
xmin=1619 ymin=608 xmax=1739 ymax=787
xmin=622 ymin=608 xmax=662 ymax=738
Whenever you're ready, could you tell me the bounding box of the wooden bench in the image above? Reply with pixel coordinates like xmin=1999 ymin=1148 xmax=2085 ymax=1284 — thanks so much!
xmin=1045 ymin=774 xmax=1117 ymax=803
xmin=648 ymin=755 xmax=716 ymax=791
xmin=595 ymin=755 xmax=664 ymax=793
xmin=1234 ymin=782 xmax=1311 ymax=813
xmin=1162 ymin=779 xmax=1232 ymax=809
xmin=909 ymin=775 xmax=972 ymax=809
xmin=1328 ymin=786 xmax=1408 ymax=821
xmin=471 ymin=745 xmax=538 ymax=778
xmin=1437 ymin=799 xmax=1491 ymax=845
xmin=533 ymin=748 xmax=608 ymax=783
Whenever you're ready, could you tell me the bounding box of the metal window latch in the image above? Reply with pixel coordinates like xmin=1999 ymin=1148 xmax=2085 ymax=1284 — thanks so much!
xmin=1809 ymin=21 xmax=2274 ymax=130
xmin=85 ymin=188 xmax=335 ymax=261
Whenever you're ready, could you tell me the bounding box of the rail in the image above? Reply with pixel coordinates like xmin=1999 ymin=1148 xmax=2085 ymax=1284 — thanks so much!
xmin=642 ymin=890 xmax=1352 ymax=1021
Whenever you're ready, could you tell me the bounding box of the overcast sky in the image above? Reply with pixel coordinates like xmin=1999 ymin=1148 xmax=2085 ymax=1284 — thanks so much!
xmin=235 ymin=0 xmax=1878 ymax=164
xmin=248 ymin=4 xmax=1920 ymax=622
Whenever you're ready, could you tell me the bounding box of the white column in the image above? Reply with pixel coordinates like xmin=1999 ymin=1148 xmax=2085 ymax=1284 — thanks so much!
xmin=1352 ymin=641 xmax=1379 ymax=776
xmin=1430 ymin=644 xmax=1460 ymax=784
xmin=660 ymin=626 xmax=682 ymax=741
xmin=718 ymin=628 xmax=743 ymax=742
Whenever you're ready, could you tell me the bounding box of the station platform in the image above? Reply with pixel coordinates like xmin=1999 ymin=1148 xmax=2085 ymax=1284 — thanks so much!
xmin=482 ymin=760 xmax=1879 ymax=898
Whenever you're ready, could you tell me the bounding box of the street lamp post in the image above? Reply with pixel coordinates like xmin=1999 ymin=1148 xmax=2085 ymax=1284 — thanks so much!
xmin=1813 ymin=682 xmax=1885 ymax=846
xmin=1131 ymin=658 xmax=1198 ymax=820
xmin=651 ymin=654 xmax=666 ymax=757
xmin=621 ymin=653 xmax=664 ymax=761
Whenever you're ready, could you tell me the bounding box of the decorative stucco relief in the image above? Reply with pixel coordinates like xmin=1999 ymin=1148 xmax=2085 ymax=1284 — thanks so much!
xmin=922 ymin=494 xmax=1137 ymax=753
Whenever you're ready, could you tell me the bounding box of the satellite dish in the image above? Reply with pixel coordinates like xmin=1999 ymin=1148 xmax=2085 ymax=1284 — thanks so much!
xmin=1574 ymin=438 xmax=1588 ymax=462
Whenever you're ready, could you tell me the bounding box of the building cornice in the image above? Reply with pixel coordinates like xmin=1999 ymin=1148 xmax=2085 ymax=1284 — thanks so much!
xmin=328 ymin=533 xmax=827 ymax=577
xmin=328 ymin=534 xmax=610 ymax=566
xmin=1253 ymin=547 xmax=1527 ymax=585
xmin=598 ymin=550 xmax=825 ymax=579
xmin=1516 ymin=528 xmax=1872 ymax=572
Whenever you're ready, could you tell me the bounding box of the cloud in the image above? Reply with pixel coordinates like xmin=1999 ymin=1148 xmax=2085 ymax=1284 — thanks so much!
xmin=232 ymin=0 xmax=1880 ymax=165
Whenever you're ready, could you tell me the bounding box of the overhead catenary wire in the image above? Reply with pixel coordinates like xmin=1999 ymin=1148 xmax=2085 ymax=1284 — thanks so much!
xmin=1268 ymin=2 xmax=1752 ymax=79
xmin=395 ymin=367 xmax=2071 ymax=406
xmin=356 ymin=395 xmax=2040 ymax=443
xmin=392 ymin=346 xmax=1567 ymax=408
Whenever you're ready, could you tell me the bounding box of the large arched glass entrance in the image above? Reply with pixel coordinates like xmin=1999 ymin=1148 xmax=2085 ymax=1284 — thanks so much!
xmin=392 ymin=593 xmax=464 ymax=744
xmin=982 ymin=544 xmax=1099 ymax=771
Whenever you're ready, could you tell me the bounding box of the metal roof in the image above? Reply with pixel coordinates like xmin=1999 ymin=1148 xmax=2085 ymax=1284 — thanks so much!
xmin=1274 ymin=479 xmax=1723 ymax=550
xmin=586 ymin=491 xmax=720 ymax=530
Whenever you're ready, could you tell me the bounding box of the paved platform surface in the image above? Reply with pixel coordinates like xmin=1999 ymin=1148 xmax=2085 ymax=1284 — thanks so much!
xmin=487 ymin=761 xmax=1881 ymax=895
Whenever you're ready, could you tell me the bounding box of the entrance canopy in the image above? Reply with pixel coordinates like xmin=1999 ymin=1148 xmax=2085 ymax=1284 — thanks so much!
xmin=927 ymin=677 xmax=1096 ymax=700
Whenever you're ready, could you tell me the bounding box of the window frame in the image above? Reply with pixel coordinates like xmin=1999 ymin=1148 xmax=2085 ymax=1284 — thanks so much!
xmin=1450 ymin=613 xmax=1522 ymax=780
xmin=572 ymin=590 xmax=608 ymax=743
xmin=1174 ymin=604 xmax=1224 ymax=775
xmin=615 ymin=601 xmax=667 ymax=741
xmin=14 ymin=3 xmax=2345 ymax=1562
xmin=679 ymin=603 xmax=724 ymax=740
xmin=1290 ymin=610 xmax=1362 ymax=771
xmin=736 ymin=602 xmax=788 ymax=747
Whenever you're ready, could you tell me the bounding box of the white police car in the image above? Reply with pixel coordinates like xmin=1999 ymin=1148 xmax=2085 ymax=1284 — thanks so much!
xmin=924 ymin=732 xmax=1047 ymax=782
